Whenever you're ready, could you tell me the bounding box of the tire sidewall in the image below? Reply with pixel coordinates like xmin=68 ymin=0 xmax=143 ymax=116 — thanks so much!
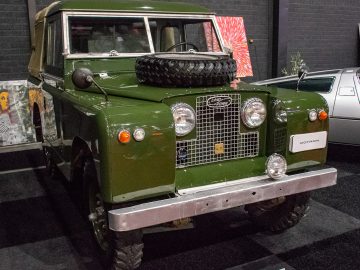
xmin=246 ymin=192 xmax=311 ymax=233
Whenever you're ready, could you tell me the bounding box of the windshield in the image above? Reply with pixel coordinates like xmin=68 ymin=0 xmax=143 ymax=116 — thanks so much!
xmin=68 ymin=16 xmax=222 ymax=55
xmin=69 ymin=17 xmax=150 ymax=54
xmin=148 ymin=18 xmax=222 ymax=53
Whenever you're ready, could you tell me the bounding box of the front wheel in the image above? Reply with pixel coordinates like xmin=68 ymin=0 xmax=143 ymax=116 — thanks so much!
xmin=245 ymin=192 xmax=310 ymax=233
xmin=84 ymin=162 xmax=144 ymax=269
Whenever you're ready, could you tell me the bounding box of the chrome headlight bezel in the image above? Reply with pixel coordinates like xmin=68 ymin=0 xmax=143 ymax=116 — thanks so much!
xmin=273 ymin=100 xmax=287 ymax=124
xmin=266 ymin=153 xmax=287 ymax=180
xmin=275 ymin=109 xmax=288 ymax=124
xmin=241 ymin=98 xmax=267 ymax=128
xmin=171 ymin=103 xmax=196 ymax=136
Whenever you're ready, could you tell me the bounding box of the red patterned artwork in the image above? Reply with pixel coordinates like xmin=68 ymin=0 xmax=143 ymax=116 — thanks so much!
xmin=204 ymin=17 xmax=253 ymax=77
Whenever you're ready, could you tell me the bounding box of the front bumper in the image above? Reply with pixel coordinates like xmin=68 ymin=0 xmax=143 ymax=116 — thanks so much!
xmin=108 ymin=167 xmax=337 ymax=232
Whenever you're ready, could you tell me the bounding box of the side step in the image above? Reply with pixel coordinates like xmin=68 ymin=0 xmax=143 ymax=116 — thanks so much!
xmin=0 ymin=142 xmax=42 ymax=154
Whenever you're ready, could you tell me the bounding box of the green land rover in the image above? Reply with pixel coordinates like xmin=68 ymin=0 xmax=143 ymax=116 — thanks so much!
xmin=27 ymin=0 xmax=337 ymax=269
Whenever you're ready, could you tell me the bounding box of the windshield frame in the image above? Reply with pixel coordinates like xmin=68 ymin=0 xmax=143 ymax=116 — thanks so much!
xmin=62 ymin=12 xmax=225 ymax=59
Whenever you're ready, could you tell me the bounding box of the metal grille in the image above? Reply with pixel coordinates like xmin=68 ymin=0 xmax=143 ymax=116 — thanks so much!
xmin=176 ymin=94 xmax=259 ymax=168
xmin=274 ymin=127 xmax=287 ymax=152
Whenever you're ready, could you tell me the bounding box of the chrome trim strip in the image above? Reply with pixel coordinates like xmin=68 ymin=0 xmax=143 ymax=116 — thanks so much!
xmin=63 ymin=11 xmax=215 ymax=18
xmin=65 ymin=51 xmax=227 ymax=60
xmin=108 ymin=167 xmax=337 ymax=231
xmin=65 ymin=53 xmax=150 ymax=59
xmin=62 ymin=12 xmax=224 ymax=57
xmin=144 ymin=16 xmax=155 ymax=53
xmin=62 ymin=12 xmax=69 ymax=55
xmin=211 ymin=14 xmax=225 ymax=52
xmin=0 ymin=142 xmax=43 ymax=154
xmin=178 ymin=175 xmax=269 ymax=195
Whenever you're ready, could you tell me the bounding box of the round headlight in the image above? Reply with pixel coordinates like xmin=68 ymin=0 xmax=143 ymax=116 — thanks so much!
xmin=171 ymin=103 xmax=196 ymax=136
xmin=241 ymin=98 xmax=266 ymax=128
xmin=266 ymin=153 xmax=287 ymax=180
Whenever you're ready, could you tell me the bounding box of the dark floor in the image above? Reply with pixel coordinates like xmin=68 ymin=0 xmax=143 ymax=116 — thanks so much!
xmin=0 ymin=144 xmax=359 ymax=270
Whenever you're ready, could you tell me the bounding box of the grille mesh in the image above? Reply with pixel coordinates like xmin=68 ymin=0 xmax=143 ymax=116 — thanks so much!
xmin=274 ymin=127 xmax=287 ymax=152
xmin=176 ymin=94 xmax=259 ymax=168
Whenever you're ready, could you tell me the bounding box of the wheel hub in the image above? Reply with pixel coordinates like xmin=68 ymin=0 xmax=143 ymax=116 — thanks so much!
xmin=89 ymin=192 xmax=109 ymax=251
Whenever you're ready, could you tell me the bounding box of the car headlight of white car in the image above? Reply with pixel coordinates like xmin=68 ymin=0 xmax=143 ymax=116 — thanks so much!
xmin=171 ymin=103 xmax=196 ymax=136
xmin=241 ymin=98 xmax=267 ymax=128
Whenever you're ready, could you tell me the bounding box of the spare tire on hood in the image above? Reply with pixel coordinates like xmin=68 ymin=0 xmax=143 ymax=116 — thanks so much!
xmin=135 ymin=53 xmax=237 ymax=87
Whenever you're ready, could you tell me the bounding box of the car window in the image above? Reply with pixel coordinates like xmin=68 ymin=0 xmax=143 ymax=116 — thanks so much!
xmin=271 ymin=77 xmax=335 ymax=93
xmin=45 ymin=16 xmax=63 ymax=76
xmin=271 ymin=80 xmax=298 ymax=90
xmin=69 ymin=17 xmax=150 ymax=54
xmin=148 ymin=18 xmax=222 ymax=53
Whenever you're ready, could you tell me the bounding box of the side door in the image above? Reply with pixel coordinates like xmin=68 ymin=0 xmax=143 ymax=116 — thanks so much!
xmin=43 ymin=14 xmax=100 ymax=180
xmin=331 ymin=70 xmax=360 ymax=144
xmin=41 ymin=14 xmax=68 ymax=172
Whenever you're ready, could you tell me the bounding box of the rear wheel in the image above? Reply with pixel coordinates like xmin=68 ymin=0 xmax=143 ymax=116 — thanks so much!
xmin=245 ymin=192 xmax=310 ymax=233
xmin=83 ymin=159 xmax=144 ymax=269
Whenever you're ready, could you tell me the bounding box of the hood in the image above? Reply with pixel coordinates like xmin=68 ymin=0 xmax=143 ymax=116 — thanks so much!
xmin=82 ymin=74 xmax=269 ymax=102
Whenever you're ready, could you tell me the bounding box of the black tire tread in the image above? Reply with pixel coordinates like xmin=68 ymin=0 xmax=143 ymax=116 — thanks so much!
xmin=246 ymin=192 xmax=310 ymax=233
xmin=112 ymin=230 xmax=144 ymax=270
xmin=135 ymin=54 xmax=237 ymax=87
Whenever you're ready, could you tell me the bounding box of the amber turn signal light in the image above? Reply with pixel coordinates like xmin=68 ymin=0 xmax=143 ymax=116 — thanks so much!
xmin=118 ymin=130 xmax=131 ymax=143
xmin=318 ymin=110 xmax=328 ymax=121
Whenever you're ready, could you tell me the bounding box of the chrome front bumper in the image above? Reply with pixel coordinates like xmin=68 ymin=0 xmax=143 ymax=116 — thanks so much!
xmin=108 ymin=167 xmax=337 ymax=232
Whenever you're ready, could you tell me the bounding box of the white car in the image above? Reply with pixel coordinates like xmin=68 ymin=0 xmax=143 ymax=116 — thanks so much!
xmin=253 ymin=68 xmax=360 ymax=145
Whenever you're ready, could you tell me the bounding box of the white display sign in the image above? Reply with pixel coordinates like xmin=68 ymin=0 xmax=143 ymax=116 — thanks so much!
xmin=289 ymin=131 xmax=327 ymax=153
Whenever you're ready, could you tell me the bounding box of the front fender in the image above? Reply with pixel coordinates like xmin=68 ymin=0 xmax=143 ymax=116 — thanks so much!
xmin=267 ymin=90 xmax=329 ymax=171
xmin=97 ymin=102 xmax=175 ymax=203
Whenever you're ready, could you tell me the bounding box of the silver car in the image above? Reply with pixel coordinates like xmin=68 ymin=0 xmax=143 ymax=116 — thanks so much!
xmin=253 ymin=68 xmax=360 ymax=145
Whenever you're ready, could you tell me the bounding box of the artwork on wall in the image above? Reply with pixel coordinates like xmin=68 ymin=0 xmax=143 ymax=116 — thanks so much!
xmin=205 ymin=16 xmax=253 ymax=78
xmin=0 ymin=80 xmax=57 ymax=148
xmin=0 ymin=81 xmax=36 ymax=146
xmin=28 ymin=83 xmax=57 ymax=143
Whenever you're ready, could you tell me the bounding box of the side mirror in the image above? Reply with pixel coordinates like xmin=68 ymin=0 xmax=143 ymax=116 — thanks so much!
xmin=72 ymin=68 xmax=109 ymax=102
xmin=72 ymin=68 xmax=93 ymax=89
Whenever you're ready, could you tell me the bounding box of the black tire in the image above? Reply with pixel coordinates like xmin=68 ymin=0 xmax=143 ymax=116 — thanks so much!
xmin=135 ymin=53 xmax=237 ymax=87
xmin=112 ymin=230 xmax=144 ymax=270
xmin=245 ymin=192 xmax=310 ymax=233
xmin=82 ymin=159 xmax=144 ymax=270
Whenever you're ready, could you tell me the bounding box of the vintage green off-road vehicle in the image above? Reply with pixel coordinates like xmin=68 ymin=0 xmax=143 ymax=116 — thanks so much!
xmin=28 ymin=0 xmax=337 ymax=269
